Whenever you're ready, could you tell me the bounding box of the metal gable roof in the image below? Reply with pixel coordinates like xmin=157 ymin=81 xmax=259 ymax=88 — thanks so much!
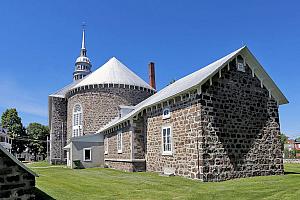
xmin=97 ymin=46 xmax=288 ymax=133
xmin=72 ymin=57 xmax=154 ymax=90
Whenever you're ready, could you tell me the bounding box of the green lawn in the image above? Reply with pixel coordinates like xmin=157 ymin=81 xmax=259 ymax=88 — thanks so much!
xmin=28 ymin=163 xmax=300 ymax=200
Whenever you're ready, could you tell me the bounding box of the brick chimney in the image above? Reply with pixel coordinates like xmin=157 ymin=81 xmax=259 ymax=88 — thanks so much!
xmin=148 ymin=62 xmax=156 ymax=90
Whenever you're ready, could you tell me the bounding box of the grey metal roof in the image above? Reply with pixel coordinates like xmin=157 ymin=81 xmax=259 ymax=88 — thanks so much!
xmin=97 ymin=46 xmax=288 ymax=133
xmin=0 ymin=144 xmax=38 ymax=177
xmin=72 ymin=57 xmax=154 ymax=90
xmin=49 ymin=80 xmax=80 ymax=98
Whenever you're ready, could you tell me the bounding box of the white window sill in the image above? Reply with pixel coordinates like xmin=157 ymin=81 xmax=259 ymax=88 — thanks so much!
xmin=162 ymin=115 xmax=171 ymax=120
xmin=118 ymin=150 xmax=122 ymax=154
xmin=83 ymin=159 xmax=92 ymax=162
xmin=162 ymin=151 xmax=173 ymax=156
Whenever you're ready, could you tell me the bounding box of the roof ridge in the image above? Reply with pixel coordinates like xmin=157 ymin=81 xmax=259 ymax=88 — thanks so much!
xmin=97 ymin=46 xmax=288 ymax=133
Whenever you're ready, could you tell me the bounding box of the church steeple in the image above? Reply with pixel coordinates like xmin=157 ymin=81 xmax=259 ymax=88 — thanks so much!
xmin=80 ymin=29 xmax=87 ymax=56
xmin=73 ymin=27 xmax=92 ymax=81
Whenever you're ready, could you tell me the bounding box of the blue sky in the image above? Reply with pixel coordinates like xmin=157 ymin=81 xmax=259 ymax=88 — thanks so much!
xmin=0 ymin=1 xmax=299 ymax=138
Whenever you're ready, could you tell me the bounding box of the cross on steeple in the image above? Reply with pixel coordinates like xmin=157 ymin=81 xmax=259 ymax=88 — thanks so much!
xmin=82 ymin=22 xmax=87 ymax=31
xmin=81 ymin=22 xmax=87 ymax=51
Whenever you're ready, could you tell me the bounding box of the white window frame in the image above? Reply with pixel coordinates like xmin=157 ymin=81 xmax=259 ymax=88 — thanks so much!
xmin=117 ymin=131 xmax=122 ymax=154
xmin=161 ymin=125 xmax=173 ymax=155
xmin=105 ymin=136 xmax=108 ymax=155
xmin=72 ymin=104 xmax=83 ymax=138
xmin=83 ymin=148 xmax=92 ymax=162
xmin=236 ymin=55 xmax=245 ymax=72
xmin=162 ymin=108 xmax=171 ymax=119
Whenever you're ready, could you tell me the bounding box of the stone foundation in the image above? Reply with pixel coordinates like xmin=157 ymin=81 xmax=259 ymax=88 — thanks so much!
xmin=105 ymin=160 xmax=146 ymax=172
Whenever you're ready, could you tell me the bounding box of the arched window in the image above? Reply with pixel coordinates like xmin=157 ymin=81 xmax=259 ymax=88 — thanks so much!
xmin=73 ymin=104 xmax=83 ymax=137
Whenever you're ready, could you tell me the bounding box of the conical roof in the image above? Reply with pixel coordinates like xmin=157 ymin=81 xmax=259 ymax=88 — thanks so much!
xmin=72 ymin=57 xmax=153 ymax=90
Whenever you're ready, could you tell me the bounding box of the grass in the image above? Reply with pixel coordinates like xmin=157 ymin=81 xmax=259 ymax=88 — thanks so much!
xmin=28 ymin=163 xmax=300 ymax=200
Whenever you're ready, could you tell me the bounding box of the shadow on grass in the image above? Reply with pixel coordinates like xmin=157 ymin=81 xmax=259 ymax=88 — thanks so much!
xmin=35 ymin=187 xmax=56 ymax=200
xmin=284 ymin=171 xmax=300 ymax=175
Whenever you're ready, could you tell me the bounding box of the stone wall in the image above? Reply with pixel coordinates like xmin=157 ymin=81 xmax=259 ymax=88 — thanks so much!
xmin=199 ymin=60 xmax=283 ymax=181
xmin=0 ymin=150 xmax=35 ymax=199
xmin=105 ymin=126 xmax=132 ymax=161
xmin=144 ymin=58 xmax=283 ymax=181
xmin=67 ymin=86 xmax=152 ymax=141
xmin=133 ymin=118 xmax=146 ymax=159
xmin=49 ymin=96 xmax=68 ymax=164
xmin=104 ymin=119 xmax=147 ymax=172
xmin=145 ymin=94 xmax=202 ymax=179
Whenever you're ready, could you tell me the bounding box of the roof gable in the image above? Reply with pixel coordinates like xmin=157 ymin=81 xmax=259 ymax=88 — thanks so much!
xmin=97 ymin=46 xmax=288 ymax=133
xmin=72 ymin=57 xmax=154 ymax=90
xmin=0 ymin=145 xmax=38 ymax=177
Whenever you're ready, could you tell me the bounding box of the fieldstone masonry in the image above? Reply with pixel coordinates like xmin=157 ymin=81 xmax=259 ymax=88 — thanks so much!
xmin=50 ymin=84 xmax=152 ymax=164
xmin=49 ymin=96 xmax=67 ymax=164
xmin=199 ymin=60 xmax=283 ymax=181
xmin=67 ymin=86 xmax=152 ymax=141
xmin=104 ymin=57 xmax=283 ymax=182
xmin=146 ymin=93 xmax=202 ymax=179
xmin=0 ymin=150 xmax=35 ymax=199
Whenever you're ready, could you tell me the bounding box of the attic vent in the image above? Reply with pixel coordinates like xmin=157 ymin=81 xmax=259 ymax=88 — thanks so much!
xmin=237 ymin=55 xmax=245 ymax=72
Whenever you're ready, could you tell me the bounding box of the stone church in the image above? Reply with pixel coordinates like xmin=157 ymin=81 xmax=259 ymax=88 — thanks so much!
xmin=49 ymin=30 xmax=288 ymax=181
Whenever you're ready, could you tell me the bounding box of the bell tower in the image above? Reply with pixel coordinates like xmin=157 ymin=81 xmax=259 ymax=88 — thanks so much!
xmin=73 ymin=27 xmax=92 ymax=81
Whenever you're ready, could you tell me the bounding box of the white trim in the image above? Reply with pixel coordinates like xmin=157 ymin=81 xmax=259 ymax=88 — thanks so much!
xmin=83 ymin=148 xmax=92 ymax=162
xmin=161 ymin=125 xmax=173 ymax=156
xmin=162 ymin=107 xmax=171 ymax=119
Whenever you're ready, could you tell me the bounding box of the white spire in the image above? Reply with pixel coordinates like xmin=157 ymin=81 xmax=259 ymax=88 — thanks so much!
xmin=73 ymin=25 xmax=92 ymax=81
xmin=81 ymin=29 xmax=86 ymax=50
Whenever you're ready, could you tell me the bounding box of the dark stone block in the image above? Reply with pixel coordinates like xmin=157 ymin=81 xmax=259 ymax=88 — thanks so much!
xmin=0 ymin=168 xmax=12 ymax=175
xmin=0 ymin=191 xmax=11 ymax=198
xmin=23 ymin=173 xmax=34 ymax=181
xmin=6 ymin=175 xmax=20 ymax=182
xmin=0 ymin=183 xmax=26 ymax=190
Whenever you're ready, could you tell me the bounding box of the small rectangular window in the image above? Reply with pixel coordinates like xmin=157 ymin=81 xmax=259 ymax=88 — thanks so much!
xmin=117 ymin=131 xmax=122 ymax=153
xmin=162 ymin=126 xmax=172 ymax=155
xmin=83 ymin=148 xmax=92 ymax=161
xmin=237 ymin=62 xmax=245 ymax=72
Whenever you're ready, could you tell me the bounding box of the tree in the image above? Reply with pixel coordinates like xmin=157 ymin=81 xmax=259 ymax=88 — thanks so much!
xmin=26 ymin=123 xmax=49 ymax=160
xmin=1 ymin=108 xmax=27 ymax=154
xmin=280 ymin=133 xmax=288 ymax=151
